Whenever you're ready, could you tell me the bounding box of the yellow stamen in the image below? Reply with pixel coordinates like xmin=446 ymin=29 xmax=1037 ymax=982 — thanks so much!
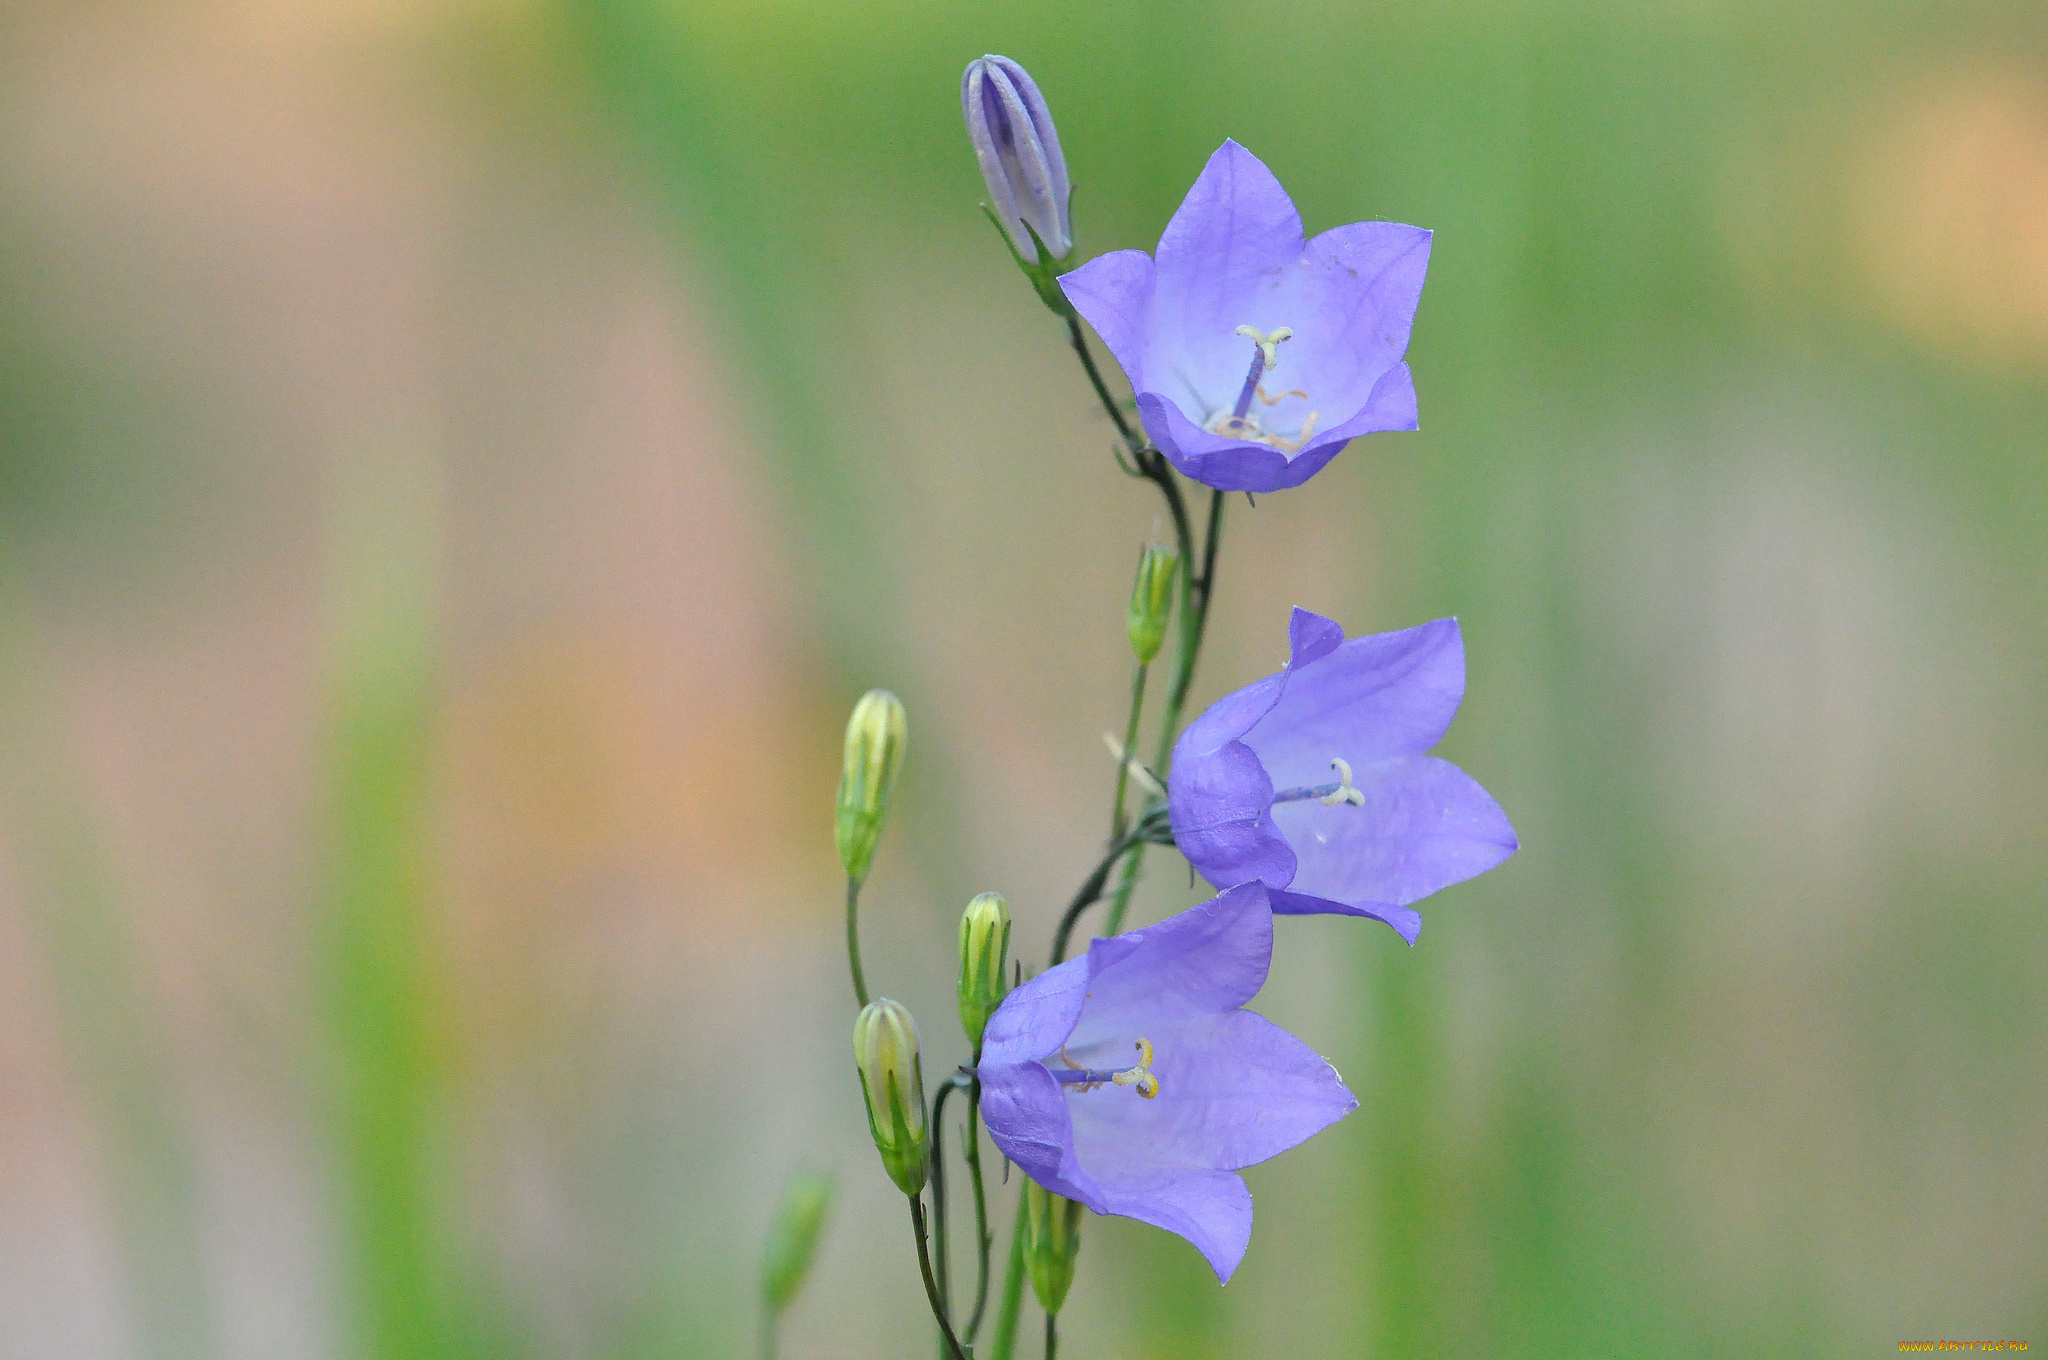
xmin=1110 ymin=1038 xmax=1160 ymax=1099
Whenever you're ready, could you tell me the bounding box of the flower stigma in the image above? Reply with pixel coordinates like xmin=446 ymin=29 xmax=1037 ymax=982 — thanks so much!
xmin=1271 ymin=758 xmax=1368 ymax=808
xmin=1206 ymin=325 xmax=1320 ymax=453
xmin=1051 ymin=1038 xmax=1160 ymax=1098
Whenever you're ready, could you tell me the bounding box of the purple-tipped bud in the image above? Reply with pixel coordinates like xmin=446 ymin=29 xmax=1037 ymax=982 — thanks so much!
xmin=962 ymin=55 xmax=1072 ymax=263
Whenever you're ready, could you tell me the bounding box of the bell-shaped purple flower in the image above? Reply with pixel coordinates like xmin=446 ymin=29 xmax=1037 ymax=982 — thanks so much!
xmin=962 ymin=56 xmax=1073 ymax=263
xmin=977 ymin=883 xmax=1355 ymax=1283
xmin=1059 ymin=140 xmax=1430 ymax=493
xmin=1167 ymin=608 xmax=1516 ymax=942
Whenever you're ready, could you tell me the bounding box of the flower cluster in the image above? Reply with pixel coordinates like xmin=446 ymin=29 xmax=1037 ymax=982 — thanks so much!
xmin=774 ymin=54 xmax=1517 ymax=1360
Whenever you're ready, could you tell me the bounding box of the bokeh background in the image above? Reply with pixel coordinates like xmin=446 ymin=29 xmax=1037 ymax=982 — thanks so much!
xmin=2 ymin=1 xmax=2044 ymax=1356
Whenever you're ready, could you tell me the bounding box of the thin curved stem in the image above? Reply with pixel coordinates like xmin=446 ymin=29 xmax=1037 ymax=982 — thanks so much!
xmin=844 ymin=877 xmax=869 ymax=1007
xmin=910 ymin=1197 xmax=969 ymax=1360
xmin=964 ymin=1075 xmax=993 ymax=1345
xmin=931 ymin=1077 xmax=965 ymax=1345
xmin=1100 ymin=838 xmax=1147 ymax=937
xmin=1050 ymin=833 xmax=1142 ymax=966
xmin=1154 ymin=488 xmax=1225 ymax=772
xmin=1064 ymin=314 xmax=1142 ymax=455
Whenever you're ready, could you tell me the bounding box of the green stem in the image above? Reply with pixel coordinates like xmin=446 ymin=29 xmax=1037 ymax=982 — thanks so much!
xmin=1051 ymin=833 xmax=1143 ymax=967
xmin=931 ymin=1074 xmax=971 ymax=1356
xmin=844 ymin=876 xmax=869 ymax=1007
xmin=1109 ymin=662 xmax=1148 ymax=839
xmin=964 ymin=1077 xmax=994 ymax=1346
xmin=760 ymin=1308 xmax=776 ymax=1360
xmin=1100 ymin=840 xmax=1147 ymax=938
xmin=1154 ymin=488 xmax=1226 ymax=773
xmin=991 ymin=1206 xmax=1027 ymax=1360
xmin=1064 ymin=314 xmax=1143 ymax=455
xmin=911 ymin=1196 xmax=969 ymax=1360
xmin=1044 ymin=1309 xmax=1057 ymax=1360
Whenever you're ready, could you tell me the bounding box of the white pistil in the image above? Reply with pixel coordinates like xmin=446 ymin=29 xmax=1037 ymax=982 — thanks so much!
xmin=1318 ymin=757 xmax=1366 ymax=807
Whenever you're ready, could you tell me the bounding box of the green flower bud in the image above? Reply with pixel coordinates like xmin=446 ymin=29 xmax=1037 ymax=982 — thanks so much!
xmin=835 ymin=689 xmax=907 ymax=885
xmin=1126 ymin=545 xmax=1179 ymax=665
xmin=760 ymin=1171 xmax=835 ymax=1315
xmin=956 ymin=892 xmax=1011 ymax=1051
xmin=853 ymin=998 xmax=927 ymax=1196
xmin=1021 ymin=1180 xmax=1083 ymax=1315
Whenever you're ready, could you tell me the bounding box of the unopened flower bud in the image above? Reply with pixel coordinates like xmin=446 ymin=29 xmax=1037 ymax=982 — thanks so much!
xmin=760 ymin=1171 xmax=835 ymax=1315
xmin=963 ymin=56 xmax=1072 ymax=264
xmin=1021 ymin=1180 xmax=1082 ymax=1315
xmin=956 ymin=892 xmax=1011 ymax=1051
xmin=835 ymin=689 xmax=907 ymax=885
xmin=1126 ymin=544 xmax=1179 ymax=665
xmin=853 ymin=999 xmax=927 ymax=1196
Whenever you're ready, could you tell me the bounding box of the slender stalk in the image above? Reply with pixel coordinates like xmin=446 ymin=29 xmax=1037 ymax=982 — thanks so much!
xmin=1045 ymin=1310 xmax=1058 ymax=1360
xmin=1155 ymin=488 xmax=1226 ymax=772
xmin=930 ymin=1075 xmax=968 ymax=1355
xmin=1109 ymin=662 xmax=1148 ymax=838
xmin=759 ymin=1309 xmax=776 ymax=1360
xmin=910 ymin=1197 xmax=969 ymax=1360
xmin=1064 ymin=314 xmax=1142 ymax=455
xmin=1051 ymin=833 xmax=1142 ymax=966
xmin=964 ymin=1075 xmax=994 ymax=1345
xmin=991 ymin=1208 xmax=1027 ymax=1360
xmin=1100 ymin=838 xmax=1147 ymax=937
xmin=844 ymin=876 xmax=869 ymax=1007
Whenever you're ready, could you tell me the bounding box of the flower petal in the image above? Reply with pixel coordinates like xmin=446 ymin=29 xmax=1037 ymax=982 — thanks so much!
xmin=1065 ymin=1008 xmax=1356 ymax=1179
xmin=1068 ymin=884 xmax=1274 ymax=1044
xmin=977 ymin=1059 xmax=1074 ymax=1191
xmin=1266 ymin=754 xmax=1517 ymax=922
xmin=1144 ymin=142 xmax=1309 ymax=425
xmin=1137 ymin=392 xmax=1353 ymax=493
xmin=1243 ymin=617 xmax=1468 ymax=784
xmin=979 ymin=954 xmax=1088 ymax=1066
xmin=1167 ymin=741 xmax=1295 ymax=891
xmin=1094 ymin=1167 xmax=1254 ymax=1283
xmin=1060 ymin=249 xmax=1155 ymax=389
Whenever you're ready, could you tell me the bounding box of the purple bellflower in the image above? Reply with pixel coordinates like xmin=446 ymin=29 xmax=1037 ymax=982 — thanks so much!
xmin=1167 ymin=608 xmax=1516 ymax=942
xmin=963 ymin=56 xmax=1072 ymax=264
xmin=1060 ymin=141 xmax=1430 ymax=493
xmin=977 ymin=883 xmax=1355 ymax=1283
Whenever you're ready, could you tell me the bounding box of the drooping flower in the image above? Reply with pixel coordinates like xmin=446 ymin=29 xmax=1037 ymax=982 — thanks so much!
xmin=1167 ymin=608 xmax=1516 ymax=942
xmin=962 ymin=56 xmax=1072 ymax=264
xmin=977 ymin=883 xmax=1355 ymax=1282
xmin=1059 ymin=140 xmax=1430 ymax=493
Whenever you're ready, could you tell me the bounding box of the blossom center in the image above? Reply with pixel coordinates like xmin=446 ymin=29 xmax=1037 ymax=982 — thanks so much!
xmin=1051 ymin=1038 xmax=1160 ymax=1099
xmin=1206 ymin=325 xmax=1320 ymax=453
xmin=1271 ymin=757 xmax=1367 ymax=808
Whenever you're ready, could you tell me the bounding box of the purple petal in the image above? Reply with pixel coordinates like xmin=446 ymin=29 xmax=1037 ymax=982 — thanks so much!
xmin=979 ymin=954 xmax=1088 ymax=1066
xmin=1137 ymin=392 xmax=1352 ymax=494
xmin=977 ymin=1059 xmax=1075 ymax=1193
xmin=1144 ymin=143 xmax=1309 ymax=424
xmin=1167 ymin=741 xmax=1294 ymax=891
xmin=1092 ymin=1167 xmax=1254 ymax=1283
xmin=1060 ymin=250 xmax=1155 ymax=389
xmin=1316 ymin=360 xmax=1419 ymax=442
xmin=1068 ymin=884 xmax=1274 ymax=1042
xmin=1266 ymin=753 xmax=1517 ymax=918
xmin=1283 ymin=222 xmax=1431 ymax=421
xmin=1173 ymin=669 xmax=1284 ymax=757
xmin=1267 ymin=888 xmax=1423 ymax=942
xmin=1242 ymin=618 xmax=1468 ymax=786
xmin=1065 ymin=1009 xmax=1355 ymax=1180
xmin=1287 ymin=607 xmax=1345 ymax=668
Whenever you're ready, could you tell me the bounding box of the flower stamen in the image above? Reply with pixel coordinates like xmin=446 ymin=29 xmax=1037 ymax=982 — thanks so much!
xmin=1052 ymin=1037 xmax=1160 ymax=1098
xmin=1270 ymin=757 xmax=1368 ymax=808
xmin=1207 ymin=325 xmax=1319 ymax=452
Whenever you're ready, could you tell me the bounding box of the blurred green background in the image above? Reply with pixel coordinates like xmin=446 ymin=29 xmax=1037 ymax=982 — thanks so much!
xmin=1 ymin=1 xmax=2043 ymax=1357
